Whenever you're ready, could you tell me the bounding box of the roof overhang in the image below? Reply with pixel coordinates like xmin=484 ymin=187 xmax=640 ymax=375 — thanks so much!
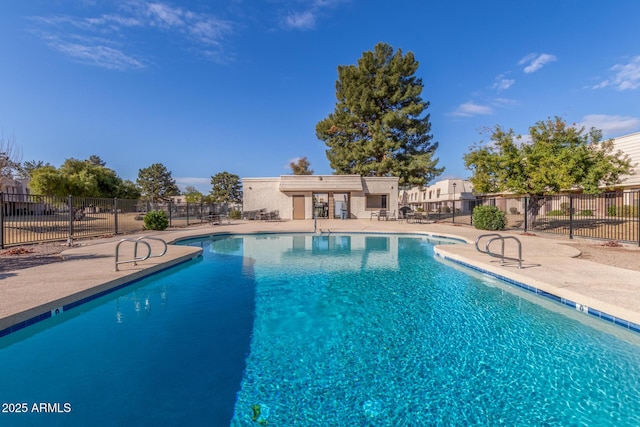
xmin=279 ymin=175 xmax=364 ymax=192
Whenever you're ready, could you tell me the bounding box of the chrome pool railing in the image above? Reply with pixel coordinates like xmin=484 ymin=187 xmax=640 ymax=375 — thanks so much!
xmin=475 ymin=233 xmax=523 ymax=269
xmin=115 ymin=236 xmax=167 ymax=271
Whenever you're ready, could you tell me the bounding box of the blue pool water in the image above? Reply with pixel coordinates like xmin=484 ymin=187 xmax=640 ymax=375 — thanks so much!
xmin=2 ymin=233 xmax=640 ymax=426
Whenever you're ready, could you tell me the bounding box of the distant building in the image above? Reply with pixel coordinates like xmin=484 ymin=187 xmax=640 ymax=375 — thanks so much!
xmin=1 ymin=177 xmax=36 ymax=215
xmin=613 ymin=131 xmax=640 ymax=189
xmin=400 ymin=178 xmax=475 ymax=213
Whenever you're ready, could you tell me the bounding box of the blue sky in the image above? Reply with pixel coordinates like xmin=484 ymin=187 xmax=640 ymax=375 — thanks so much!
xmin=2 ymin=0 xmax=640 ymax=193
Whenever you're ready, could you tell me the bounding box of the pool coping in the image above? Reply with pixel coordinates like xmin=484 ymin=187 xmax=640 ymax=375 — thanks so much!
xmin=433 ymin=248 xmax=640 ymax=335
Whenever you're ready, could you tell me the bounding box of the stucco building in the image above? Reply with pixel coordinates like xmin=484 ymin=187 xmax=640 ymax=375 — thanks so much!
xmin=242 ymin=175 xmax=399 ymax=220
xmin=400 ymin=178 xmax=475 ymax=213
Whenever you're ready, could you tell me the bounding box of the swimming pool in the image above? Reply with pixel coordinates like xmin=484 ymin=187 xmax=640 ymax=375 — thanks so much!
xmin=2 ymin=233 xmax=640 ymax=426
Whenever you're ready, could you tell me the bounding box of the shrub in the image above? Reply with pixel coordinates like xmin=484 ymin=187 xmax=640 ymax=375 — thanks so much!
xmin=509 ymin=207 xmax=519 ymax=215
xmin=560 ymin=202 xmax=571 ymax=215
xmin=472 ymin=206 xmax=507 ymax=230
xmin=547 ymin=210 xmax=564 ymax=216
xmin=608 ymin=205 xmax=637 ymax=217
xmin=144 ymin=210 xmax=169 ymax=230
xmin=441 ymin=206 xmax=451 ymax=214
xmin=229 ymin=209 xmax=241 ymax=220
xmin=578 ymin=210 xmax=593 ymax=216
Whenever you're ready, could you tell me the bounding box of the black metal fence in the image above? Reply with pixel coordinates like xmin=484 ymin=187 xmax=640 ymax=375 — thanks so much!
xmin=467 ymin=191 xmax=640 ymax=245
xmin=0 ymin=193 xmax=231 ymax=248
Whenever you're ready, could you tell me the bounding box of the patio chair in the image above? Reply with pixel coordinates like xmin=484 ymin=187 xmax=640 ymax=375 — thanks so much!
xmin=371 ymin=209 xmax=386 ymax=220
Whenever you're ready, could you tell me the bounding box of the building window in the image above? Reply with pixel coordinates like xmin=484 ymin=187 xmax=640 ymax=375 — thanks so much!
xmin=437 ymin=189 xmax=441 ymax=198
xmin=366 ymin=194 xmax=387 ymax=209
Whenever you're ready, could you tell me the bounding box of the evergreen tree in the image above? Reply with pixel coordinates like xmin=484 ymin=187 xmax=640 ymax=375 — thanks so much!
xmin=210 ymin=172 xmax=242 ymax=204
xmin=136 ymin=163 xmax=179 ymax=202
xmin=290 ymin=157 xmax=313 ymax=175
xmin=316 ymin=42 xmax=443 ymax=186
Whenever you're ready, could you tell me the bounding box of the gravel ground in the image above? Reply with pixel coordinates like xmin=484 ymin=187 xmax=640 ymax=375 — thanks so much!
xmin=0 ymin=242 xmax=69 ymax=272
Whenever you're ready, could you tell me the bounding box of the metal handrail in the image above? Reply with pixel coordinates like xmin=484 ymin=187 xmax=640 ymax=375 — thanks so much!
xmin=115 ymin=238 xmax=151 ymax=271
xmin=135 ymin=236 xmax=168 ymax=259
xmin=475 ymin=233 xmax=523 ymax=269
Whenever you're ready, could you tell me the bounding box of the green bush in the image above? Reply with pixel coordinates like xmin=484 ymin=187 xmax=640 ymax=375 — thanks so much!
xmin=607 ymin=205 xmax=638 ymax=217
xmin=578 ymin=210 xmax=593 ymax=216
xmin=472 ymin=206 xmax=507 ymax=230
xmin=509 ymin=207 xmax=520 ymax=215
xmin=144 ymin=210 xmax=169 ymax=230
xmin=229 ymin=209 xmax=241 ymax=220
xmin=441 ymin=206 xmax=451 ymax=213
xmin=547 ymin=210 xmax=564 ymax=216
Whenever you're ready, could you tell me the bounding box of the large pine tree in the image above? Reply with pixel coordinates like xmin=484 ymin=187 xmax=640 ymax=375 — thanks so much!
xmin=316 ymin=42 xmax=443 ymax=186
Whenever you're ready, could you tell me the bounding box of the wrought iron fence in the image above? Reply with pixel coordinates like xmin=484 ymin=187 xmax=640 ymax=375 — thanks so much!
xmin=474 ymin=191 xmax=640 ymax=245
xmin=0 ymin=193 xmax=231 ymax=248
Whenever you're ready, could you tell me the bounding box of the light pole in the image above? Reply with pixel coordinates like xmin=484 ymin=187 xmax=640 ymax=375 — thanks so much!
xmin=452 ymin=182 xmax=457 ymax=223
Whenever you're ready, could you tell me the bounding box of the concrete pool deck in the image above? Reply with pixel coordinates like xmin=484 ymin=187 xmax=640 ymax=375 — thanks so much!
xmin=2 ymin=219 xmax=640 ymax=334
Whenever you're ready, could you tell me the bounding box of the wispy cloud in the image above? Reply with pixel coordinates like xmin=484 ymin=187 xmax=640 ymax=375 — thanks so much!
xmin=282 ymin=0 xmax=349 ymax=30
xmin=492 ymin=73 xmax=515 ymax=91
xmin=285 ymin=10 xmax=316 ymax=30
xmin=450 ymin=101 xmax=493 ymax=117
xmin=593 ymin=56 xmax=640 ymax=91
xmin=29 ymin=1 xmax=234 ymax=70
xmin=47 ymin=36 xmax=145 ymax=70
xmin=175 ymin=176 xmax=211 ymax=191
xmin=518 ymin=53 xmax=557 ymax=74
xmin=580 ymin=114 xmax=640 ymax=137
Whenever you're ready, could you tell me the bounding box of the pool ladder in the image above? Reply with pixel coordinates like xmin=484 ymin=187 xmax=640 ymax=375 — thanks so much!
xmin=115 ymin=236 xmax=168 ymax=271
xmin=475 ymin=233 xmax=523 ymax=269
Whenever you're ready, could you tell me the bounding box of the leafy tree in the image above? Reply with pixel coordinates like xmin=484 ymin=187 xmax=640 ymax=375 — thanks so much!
xmin=59 ymin=158 xmax=121 ymax=197
xmin=210 ymin=171 xmax=242 ymax=204
xmin=28 ymin=166 xmax=69 ymax=195
xmin=290 ymin=157 xmax=313 ymax=175
xmin=28 ymin=157 xmax=136 ymax=198
xmin=136 ymin=163 xmax=179 ymax=203
xmin=183 ymin=185 xmax=204 ymax=203
xmin=316 ymin=42 xmax=443 ymax=186
xmin=464 ymin=117 xmax=633 ymax=225
xmin=117 ymin=179 xmax=141 ymax=199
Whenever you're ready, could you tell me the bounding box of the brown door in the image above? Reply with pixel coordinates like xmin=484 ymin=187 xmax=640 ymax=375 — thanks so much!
xmin=293 ymin=196 xmax=305 ymax=220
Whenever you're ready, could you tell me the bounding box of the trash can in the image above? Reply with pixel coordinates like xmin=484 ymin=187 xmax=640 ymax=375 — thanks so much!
xmin=341 ymin=209 xmax=347 ymax=220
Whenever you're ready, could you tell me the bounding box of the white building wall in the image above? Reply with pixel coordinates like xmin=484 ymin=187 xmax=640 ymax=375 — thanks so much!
xmin=242 ymin=176 xmax=399 ymax=220
xmin=403 ymin=179 xmax=474 ymax=212
xmin=613 ymin=132 xmax=640 ymax=189
xmin=243 ymin=178 xmax=294 ymax=218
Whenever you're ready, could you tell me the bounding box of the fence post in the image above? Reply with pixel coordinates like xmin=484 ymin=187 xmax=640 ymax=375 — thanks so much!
xmin=68 ymin=195 xmax=74 ymax=246
xmin=569 ymin=194 xmax=574 ymax=239
xmin=524 ymin=197 xmax=528 ymax=231
xmin=168 ymin=200 xmax=172 ymax=227
xmin=114 ymin=197 xmax=119 ymax=234
xmin=0 ymin=192 xmax=4 ymax=249
xmin=637 ymin=190 xmax=640 ymax=247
